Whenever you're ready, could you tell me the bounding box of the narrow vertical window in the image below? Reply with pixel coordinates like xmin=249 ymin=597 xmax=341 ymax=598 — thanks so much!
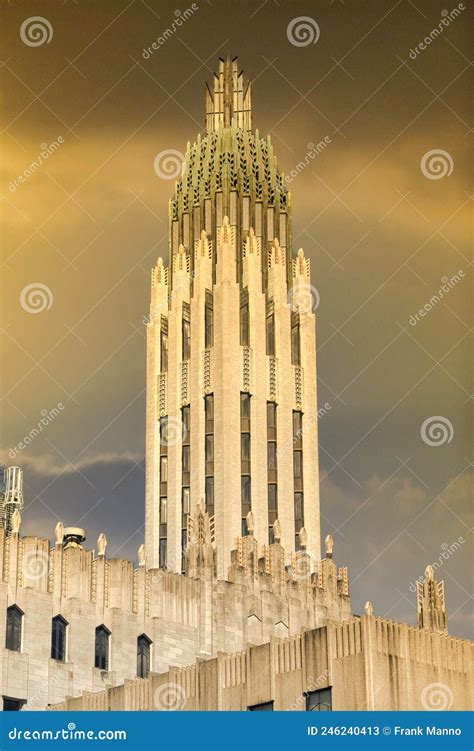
xmin=291 ymin=312 xmax=301 ymax=365
xmin=182 ymin=303 xmax=191 ymax=360
xmin=137 ymin=634 xmax=152 ymax=678
xmin=5 ymin=606 xmax=23 ymax=652
xmin=240 ymin=289 xmax=249 ymax=346
xmin=159 ymin=416 xmax=168 ymax=569
xmin=267 ymin=402 xmax=278 ymax=542
xmin=181 ymin=405 xmax=190 ymax=572
xmin=204 ymin=395 xmax=214 ymax=515
xmin=240 ymin=393 xmax=251 ymax=534
xmin=293 ymin=410 xmax=304 ymax=548
xmin=205 ymin=290 xmax=214 ymax=348
xmin=51 ymin=615 xmax=67 ymax=661
xmin=94 ymin=625 xmax=110 ymax=670
xmin=266 ymin=301 xmax=275 ymax=356
xmin=160 ymin=318 xmax=168 ymax=372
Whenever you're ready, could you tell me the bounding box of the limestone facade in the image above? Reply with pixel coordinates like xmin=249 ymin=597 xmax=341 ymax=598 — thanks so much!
xmin=0 ymin=513 xmax=350 ymax=710
xmin=52 ymin=618 xmax=473 ymax=712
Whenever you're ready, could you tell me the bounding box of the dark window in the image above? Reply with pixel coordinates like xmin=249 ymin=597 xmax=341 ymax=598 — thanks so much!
xmin=182 ymin=405 xmax=190 ymax=438
xmin=240 ymin=295 xmax=249 ymax=346
xmin=2 ymin=697 xmax=25 ymax=711
xmin=137 ymin=634 xmax=152 ymax=679
xmin=205 ymin=434 xmax=214 ymax=462
xmin=159 ymin=417 xmax=168 ymax=454
xmin=266 ymin=310 xmax=275 ymax=356
xmin=51 ymin=615 xmax=67 ymax=661
xmin=294 ymin=492 xmax=304 ymax=523
xmin=267 ymin=402 xmax=277 ymax=430
xmin=205 ymin=477 xmax=214 ymax=514
xmin=159 ymin=538 xmax=167 ymax=568
xmin=182 ymin=444 xmax=190 ymax=474
xmin=204 ymin=394 xmax=214 ymax=421
xmin=292 ymin=411 xmax=303 ymax=440
xmin=268 ymin=484 xmax=278 ymax=513
xmin=240 ymin=392 xmax=251 ymax=420
xmin=5 ymin=606 xmax=22 ymax=652
xmin=248 ymin=701 xmax=274 ymax=711
xmin=241 ymin=476 xmax=251 ymax=510
xmin=182 ymin=305 xmax=191 ymax=360
xmin=291 ymin=314 xmax=301 ymax=365
xmin=205 ymin=292 xmax=213 ymax=348
xmin=241 ymin=433 xmax=251 ymax=463
xmin=267 ymin=441 xmax=277 ymax=471
xmin=293 ymin=450 xmax=303 ymax=481
xmin=159 ymin=497 xmax=167 ymax=524
xmin=160 ymin=329 xmax=168 ymax=372
xmin=94 ymin=625 xmax=110 ymax=671
xmin=306 ymin=688 xmax=332 ymax=711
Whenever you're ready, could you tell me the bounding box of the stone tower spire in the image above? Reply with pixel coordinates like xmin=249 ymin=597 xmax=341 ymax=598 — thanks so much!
xmin=416 ymin=565 xmax=448 ymax=634
xmin=146 ymin=58 xmax=321 ymax=576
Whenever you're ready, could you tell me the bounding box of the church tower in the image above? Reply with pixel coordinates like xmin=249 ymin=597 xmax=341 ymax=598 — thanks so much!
xmin=145 ymin=57 xmax=321 ymax=576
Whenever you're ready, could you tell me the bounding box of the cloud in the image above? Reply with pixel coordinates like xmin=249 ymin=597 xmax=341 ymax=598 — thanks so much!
xmin=0 ymin=449 xmax=143 ymax=477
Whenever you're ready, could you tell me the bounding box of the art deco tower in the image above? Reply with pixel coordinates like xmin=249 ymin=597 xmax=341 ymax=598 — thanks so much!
xmin=146 ymin=58 xmax=320 ymax=576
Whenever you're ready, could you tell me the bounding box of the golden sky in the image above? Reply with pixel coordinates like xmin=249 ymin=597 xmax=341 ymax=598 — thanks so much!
xmin=0 ymin=0 xmax=472 ymax=637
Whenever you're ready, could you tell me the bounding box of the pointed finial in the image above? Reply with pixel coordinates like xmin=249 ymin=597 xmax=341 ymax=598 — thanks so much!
xmin=246 ymin=510 xmax=254 ymax=535
xmin=272 ymin=519 xmax=281 ymax=543
xmin=325 ymin=534 xmax=334 ymax=558
xmin=138 ymin=544 xmax=146 ymax=568
xmin=11 ymin=508 xmax=21 ymax=535
xmin=54 ymin=521 xmax=64 ymax=546
xmin=299 ymin=526 xmax=307 ymax=549
xmin=97 ymin=532 xmax=107 ymax=557
xmin=364 ymin=601 xmax=374 ymax=616
xmin=425 ymin=564 xmax=434 ymax=581
xmin=222 ymin=215 xmax=230 ymax=226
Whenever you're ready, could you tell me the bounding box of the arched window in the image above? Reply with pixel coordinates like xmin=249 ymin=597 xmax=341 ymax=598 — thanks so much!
xmin=94 ymin=625 xmax=110 ymax=670
xmin=51 ymin=615 xmax=68 ymax=661
xmin=5 ymin=606 xmax=23 ymax=652
xmin=137 ymin=634 xmax=152 ymax=678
